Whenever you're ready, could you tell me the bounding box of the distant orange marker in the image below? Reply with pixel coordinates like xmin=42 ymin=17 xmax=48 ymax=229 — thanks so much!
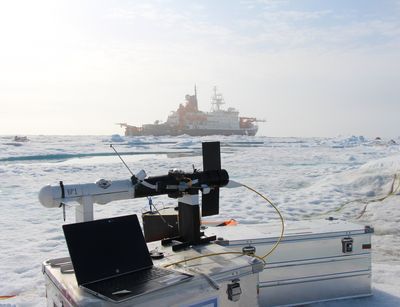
xmin=202 ymin=219 xmax=238 ymax=226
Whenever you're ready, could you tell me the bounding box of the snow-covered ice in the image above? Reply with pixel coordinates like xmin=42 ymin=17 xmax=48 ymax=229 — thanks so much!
xmin=0 ymin=134 xmax=399 ymax=306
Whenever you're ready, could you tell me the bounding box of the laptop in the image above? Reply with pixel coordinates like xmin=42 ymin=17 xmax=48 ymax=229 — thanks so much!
xmin=62 ymin=214 xmax=192 ymax=303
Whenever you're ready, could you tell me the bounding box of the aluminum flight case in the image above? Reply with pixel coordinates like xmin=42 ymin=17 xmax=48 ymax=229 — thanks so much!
xmin=206 ymin=219 xmax=373 ymax=306
xmin=43 ymin=242 xmax=263 ymax=307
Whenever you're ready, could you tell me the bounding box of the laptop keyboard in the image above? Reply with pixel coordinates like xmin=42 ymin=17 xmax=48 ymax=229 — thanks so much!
xmin=130 ymin=267 xmax=173 ymax=284
xmin=94 ymin=267 xmax=174 ymax=292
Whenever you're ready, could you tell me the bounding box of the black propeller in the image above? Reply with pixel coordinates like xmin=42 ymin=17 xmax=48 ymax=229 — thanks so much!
xmin=201 ymin=141 xmax=222 ymax=216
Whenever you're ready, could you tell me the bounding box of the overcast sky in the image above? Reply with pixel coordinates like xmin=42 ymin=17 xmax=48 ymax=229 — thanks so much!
xmin=1 ymin=0 xmax=399 ymax=137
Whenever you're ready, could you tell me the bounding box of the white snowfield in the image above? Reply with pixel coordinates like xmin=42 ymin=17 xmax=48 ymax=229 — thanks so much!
xmin=0 ymin=135 xmax=399 ymax=306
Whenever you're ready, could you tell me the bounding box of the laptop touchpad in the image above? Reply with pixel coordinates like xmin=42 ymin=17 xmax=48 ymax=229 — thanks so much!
xmin=158 ymin=274 xmax=190 ymax=285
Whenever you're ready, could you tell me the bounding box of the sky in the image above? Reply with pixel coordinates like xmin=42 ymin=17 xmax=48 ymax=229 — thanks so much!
xmin=0 ymin=0 xmax=399 ymax=138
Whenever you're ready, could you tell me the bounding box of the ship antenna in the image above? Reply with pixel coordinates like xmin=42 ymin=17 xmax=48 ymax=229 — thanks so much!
xmin=110 ymin=144 xmax=135 ymax=177
xmin=211 ymin=86 xmax=224 ymax=111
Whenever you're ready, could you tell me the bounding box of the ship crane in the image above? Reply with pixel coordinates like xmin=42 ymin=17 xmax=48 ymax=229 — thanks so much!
xmin=116 ymin=122 xmax=128 ymax=128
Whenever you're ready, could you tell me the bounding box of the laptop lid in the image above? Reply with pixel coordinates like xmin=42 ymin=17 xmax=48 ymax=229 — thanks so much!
xmin=62 ymin=214 xmax=153 ymax=286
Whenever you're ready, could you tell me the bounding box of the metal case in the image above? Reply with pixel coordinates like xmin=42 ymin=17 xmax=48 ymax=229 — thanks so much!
xmin=207 ymin=219 xmax=372 ymax=306
xmin=43 ymin=243 xmax=263 ymax=307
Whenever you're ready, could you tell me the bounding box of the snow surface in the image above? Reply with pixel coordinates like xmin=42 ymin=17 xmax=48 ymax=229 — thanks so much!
xmin=0 ymin=134 xmax=400 ymax=306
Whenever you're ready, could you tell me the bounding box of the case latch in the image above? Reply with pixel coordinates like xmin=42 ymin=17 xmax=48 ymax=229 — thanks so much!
xmin=342 ymin=237 xmax=353 ymax=253
xmin=227 ymin=279 xmax=242 ymax=302
xmin=242 ymin=245 xmax=256 ymax=256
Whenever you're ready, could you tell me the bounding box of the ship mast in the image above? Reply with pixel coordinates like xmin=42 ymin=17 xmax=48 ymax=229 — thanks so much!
xmin=211 ymin=86 xmax=225 ymax=111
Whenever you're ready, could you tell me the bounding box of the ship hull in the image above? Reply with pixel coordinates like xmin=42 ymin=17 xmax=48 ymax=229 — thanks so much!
xmin=124 ymin=126 xmax=258 ymax=137
xmin=181 ymin=128 xmax=257 ymax=137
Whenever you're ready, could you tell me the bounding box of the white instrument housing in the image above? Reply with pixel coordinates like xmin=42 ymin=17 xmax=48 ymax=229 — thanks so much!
xmin=39 ymin=178 xmax=136 ymax=222
xmin=39 ymin=179 xmax=135 ymax=208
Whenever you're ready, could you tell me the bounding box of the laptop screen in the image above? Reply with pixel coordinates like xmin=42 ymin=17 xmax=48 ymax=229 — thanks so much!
xmin=63 ymin=214 xmax=153 ymax=286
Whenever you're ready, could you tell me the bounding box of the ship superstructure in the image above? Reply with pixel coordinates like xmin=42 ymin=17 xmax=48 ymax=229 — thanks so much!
xmin=119 ymin=86 xmax=263 ymax=136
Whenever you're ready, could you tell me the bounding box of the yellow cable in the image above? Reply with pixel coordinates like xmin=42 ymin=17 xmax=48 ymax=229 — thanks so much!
xmin=241 ymin=184 xmax=285 ymax=260
xmin=303 ymin=172 xmax=400 ymax=220
xmin=163 ymin=184 xmax=285 ymax=268
xmin=164 ymin=251 xmax=265 ymax=268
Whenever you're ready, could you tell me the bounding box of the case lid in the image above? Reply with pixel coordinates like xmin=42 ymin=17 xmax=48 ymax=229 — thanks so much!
xmin=207 ymin=219 xmax=369 ymax=246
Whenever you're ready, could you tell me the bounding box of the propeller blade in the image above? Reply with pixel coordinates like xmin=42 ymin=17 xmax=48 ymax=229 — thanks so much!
xmin=202 ymin=142 xmax=221 ymax=171
xmin=225 ymin=180 xmax=242 ymax=188
xmin=201 ymin=142 xmax=222 ymax=216
xmin=202 ymin=188 xmax=219 ymax=216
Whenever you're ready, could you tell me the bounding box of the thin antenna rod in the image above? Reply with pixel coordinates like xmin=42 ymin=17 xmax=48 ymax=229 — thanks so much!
xmin=110 ymin=144 xmax=135 ymax=177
